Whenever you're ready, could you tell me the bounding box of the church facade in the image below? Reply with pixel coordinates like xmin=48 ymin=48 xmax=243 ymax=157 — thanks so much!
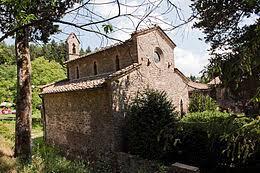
xmin=41 ymin=26 xmax=208 ymax=159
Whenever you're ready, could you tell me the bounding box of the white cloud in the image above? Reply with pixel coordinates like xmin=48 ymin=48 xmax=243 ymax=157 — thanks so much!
xmin=174 ymin=47 xmax=209 ymax=76
xmin=54 ymin=0 xmax=211 ymax=73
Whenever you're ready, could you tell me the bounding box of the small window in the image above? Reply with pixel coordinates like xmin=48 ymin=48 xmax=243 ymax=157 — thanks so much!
xmin=154 ymin=47 xmax=163 ymax=63
xmin=72 ymin=43 xmax=76 ymax=54
xmin=93 ymin=61 xmax=97 ymax=75
xmin=115 ymin=56 xmax=120 ymax=71
xmin=76 ymin=66 xmax=79 ymax=79
xmin=180 ymin=99 xmax=184 ymax=117
xmin=154 ymin=52 xmax=160 ymax=63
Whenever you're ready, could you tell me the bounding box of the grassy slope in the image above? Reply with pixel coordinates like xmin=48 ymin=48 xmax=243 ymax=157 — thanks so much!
xmin=0 ymin=121 xmax=90 ymax=173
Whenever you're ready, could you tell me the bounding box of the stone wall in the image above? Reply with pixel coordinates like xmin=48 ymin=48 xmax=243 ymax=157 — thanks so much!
xmin=109 ymin=30 xmax=190 ymax=151
xmin=135 ymin=29 xmax=189 ymax=113
xmin=43 ymin=88 xmax=114 ymax=160
xmin=43 ymin=27 xmax=191 ymax=162
xmin=110 ymin=31 xmax=188 ymax=101
xmin=67 ymin=40 xmax=138 ymax=80
xmin=66 ymin=33 xmax=80 ymax=61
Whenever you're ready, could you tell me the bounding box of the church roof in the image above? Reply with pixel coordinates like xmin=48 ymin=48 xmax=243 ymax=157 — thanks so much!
xmin=174 ymin=68 xmax=209 ymax=90
xmin=187 ymin=81 xmax=209 ymax=90
xmin=65 ymin=25 xmax=176 ymax=64
xmin=41 ymin=63 xmax=141 ymax=94
xmin=66 ymin=33 xmax=80 ymax=44
xmin=208 ymin=76 xmax=221 ymax=85
xmin=131 ymin=25 xmax=176 ymax=48
xmin=65 ymin=39 xmax=130 ymax=63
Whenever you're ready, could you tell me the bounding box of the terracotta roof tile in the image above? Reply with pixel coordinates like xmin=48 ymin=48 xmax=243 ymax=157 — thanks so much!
xmin=208 ymin=76 xmax=221 ymax=85
xmin=41 ymin=63 xmax=141 ymax=94
xmin=188 ymin=81 xmax=209 ymax=90
xmin=65 ymin=25 xmax=176 ymax=64
xmin=64 ymin=40 xmax=130 ymax=64
xmin=41 ymin=78 xmax=106 ymax=94
xmin=174 ymin=68 xmax=209 ymax=90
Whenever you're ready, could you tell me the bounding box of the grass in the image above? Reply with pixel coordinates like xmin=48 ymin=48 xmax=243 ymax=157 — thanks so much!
xmin=0 ymin=120 xmax=91 ymax=173
xmin=0 ymin=114 xmax=15 ymax=118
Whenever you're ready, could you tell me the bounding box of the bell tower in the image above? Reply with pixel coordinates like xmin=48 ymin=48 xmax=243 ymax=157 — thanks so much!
xmin=66 ymin=33 xmax=80 ymax=61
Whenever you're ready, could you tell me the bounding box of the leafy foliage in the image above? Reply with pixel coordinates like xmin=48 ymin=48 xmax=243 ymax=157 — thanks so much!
xmin=0 ymin=42 xmax=16 ymax=65
xmin=31 ymin=57 xmax=66 ymax=113
xmin=191 ymin=0 xmax=260 ymax=110
xmin=126 ymin=89 xmax=178 ymax=160
xmin=0 ymin=65 xmax=16 ymax=103
xmin=0 ymin=55 xmax=66 ymax=113
xmin=19 ymin=138 xmax=90 ymax=173
xmin=177 ymin=111 xmax=260 ymax=168
xmin=102 ymin=24 xmax=113 ymax=34
xmin=0 ymin=0 xmax=79 ymax=43
xmin=30 ymin=41 xmax=63 ymax=65
xmin=188 ymin=93 xmax=218 ymax=112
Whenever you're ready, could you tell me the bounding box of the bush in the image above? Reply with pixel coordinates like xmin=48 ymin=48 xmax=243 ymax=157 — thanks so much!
xmin=126 ymin=89 xmax=178 ymax=160
xmin=176 ymin=111 xmax=260 ymax=168
xmin=188 ymin=93 xmax=218 ymax=112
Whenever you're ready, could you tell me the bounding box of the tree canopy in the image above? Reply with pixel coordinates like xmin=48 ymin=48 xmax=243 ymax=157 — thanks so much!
xmin=0 ymin=0 xmax=78 ymax=42
xmin=0 ymin=40 xmax=70 ymax=107
xmin=191 ymin=0 xmax=260 ymax=110
xmin=31 ymin=57 xmax=66 ymax=114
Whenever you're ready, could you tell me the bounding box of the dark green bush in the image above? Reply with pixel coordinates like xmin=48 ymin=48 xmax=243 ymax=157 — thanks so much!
xmin=176 ymin=111 xmax=260 ymax=168
xmin=126 ymin=89 xmax=178 ymax=160
xmin=188 ymin=93 xmax=218 ymax=112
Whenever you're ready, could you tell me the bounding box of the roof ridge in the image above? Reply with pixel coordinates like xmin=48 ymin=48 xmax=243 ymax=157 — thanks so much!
xmin=65 ymin=39 xmax=131 ymax=64
xmin=41 ymin=63 xmax=141 ymax=94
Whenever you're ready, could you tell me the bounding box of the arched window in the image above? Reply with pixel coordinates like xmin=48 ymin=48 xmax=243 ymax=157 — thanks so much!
xmin=180 ymin=99 xmax=184 ymax=117
xmin=72 ymin=43 xmax=76 ymax=54
xmin=115 ymin=56 xmax=120 ymax=71
xmin=93 ymin=61 xmax=98 ymax=75
xmin=76 ymin=66 xmax=79 ymax=79
xmin=154 ymin=47 xmax=163 ymax=63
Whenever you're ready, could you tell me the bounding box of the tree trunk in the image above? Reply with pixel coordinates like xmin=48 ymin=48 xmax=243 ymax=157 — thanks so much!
xmin=14 ymin=28 xmax=32 ymax=162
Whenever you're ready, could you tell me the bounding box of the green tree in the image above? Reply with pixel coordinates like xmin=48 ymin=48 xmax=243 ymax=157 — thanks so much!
xmin=0 ymin=57 xmax=66 ymax=114
xmin=126 ymin=89 xmax=178 ymax=160
xmin=29 ymin=44 xmax=43 ymax=61
xmin=188 ymin=93 xmax=218 ymax=113
xmin=0 ymin=42 xmax=16 ymax=65
xmin=0 ymin=65 xmax=16 ymax=102
xmin=86 ymin=46 xmax=91 ymax=54
xmin=31 ymin=57 xmax=66 ymax=113
xmin=43 ymin=40 xmax=67 ymax=64
xmin=0 ymin=0 xmax=78 ymax=161
xmin=189 ymin=75 xmax=197 ymax=82
xmin=191 ymin=0 xmax=260 ymax=113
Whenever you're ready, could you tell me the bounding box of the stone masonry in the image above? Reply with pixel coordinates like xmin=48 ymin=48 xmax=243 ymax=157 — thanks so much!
xmin=41 ymin=25 xmax=208 ymax=160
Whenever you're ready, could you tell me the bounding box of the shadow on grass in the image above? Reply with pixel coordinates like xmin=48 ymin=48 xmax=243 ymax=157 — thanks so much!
xmin=0 ymin=137 xmax=16 ymax=173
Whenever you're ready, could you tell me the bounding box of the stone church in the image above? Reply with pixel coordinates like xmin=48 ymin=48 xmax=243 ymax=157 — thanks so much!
xmin=41 ymin=26 xmax=208 ymax=160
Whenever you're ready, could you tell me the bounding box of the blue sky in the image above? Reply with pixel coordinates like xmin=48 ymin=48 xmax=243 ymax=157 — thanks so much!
xmin=2 ymin=0 xmax=211 ymax=77
xmin=56 ymin=0 xmax=211 ymax=77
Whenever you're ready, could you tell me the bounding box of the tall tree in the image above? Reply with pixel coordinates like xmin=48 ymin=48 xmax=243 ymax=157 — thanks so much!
xmin=0 ymin=0 xmax=78 ymax=162
xmin=191 ymin=0 xmax=260 ymax=113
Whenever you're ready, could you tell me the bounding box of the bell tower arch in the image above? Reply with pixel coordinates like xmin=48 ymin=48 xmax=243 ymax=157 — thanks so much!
xmin=66 ymin=33 xmax=80 ymax=61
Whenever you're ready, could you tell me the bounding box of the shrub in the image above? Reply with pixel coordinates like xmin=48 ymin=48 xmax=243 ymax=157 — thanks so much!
xmin=126 ymin=89 xmax=178 ymax=160
xmin=176 ymin=111 xmax=260 ymax=168
xmin=188 ymin=93 xmax=218 ymax=112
